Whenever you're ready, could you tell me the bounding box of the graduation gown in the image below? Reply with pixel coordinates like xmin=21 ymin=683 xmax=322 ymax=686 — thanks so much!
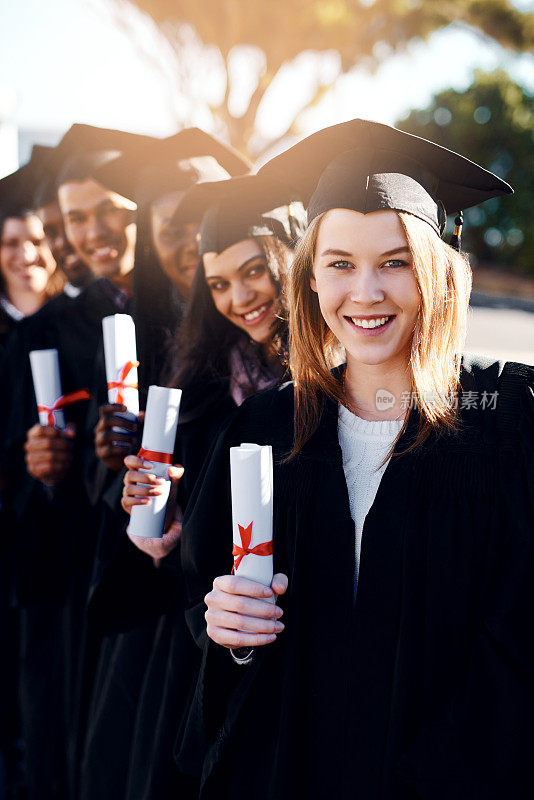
xmin=0 ymin=302 xmax=21 ymax=357
xmin=0 ymin=279 xmax=132 ymax=800
xmin=178 ymin=354 xmax=534 ymax=800
xmin=80 ymin=380 xmax=237 ymax=800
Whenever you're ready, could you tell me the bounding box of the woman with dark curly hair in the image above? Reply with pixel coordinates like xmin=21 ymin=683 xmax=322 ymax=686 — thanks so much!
xmin=87 ymin=174 xmax=304 ymax=800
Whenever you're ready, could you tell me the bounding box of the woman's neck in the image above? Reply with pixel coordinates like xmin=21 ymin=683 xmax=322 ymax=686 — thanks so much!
xmin=343 ymin=353 xmax=412 ymax=421
xmin=5 ymin=286 xmax=46 ymax=318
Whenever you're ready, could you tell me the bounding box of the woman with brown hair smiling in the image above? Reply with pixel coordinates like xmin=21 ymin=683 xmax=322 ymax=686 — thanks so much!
xmin=0 ymin=151 xmax=63 ymax=353
xmin=0 ymin=210 xmax=59 ymax=351
xmin=178 ymin=120 xmax=534 ymax=800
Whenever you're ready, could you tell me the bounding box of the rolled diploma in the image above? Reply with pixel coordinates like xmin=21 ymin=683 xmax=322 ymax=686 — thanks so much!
xmin=128 ymin=385 xmax=182 ymax=539
xmin=29 ymin=348 xmax=66 ymax=429
xmin=230 ymin=443 xmax=273 ymax=589
xmin=102 ymin=314 xmax=139 ymax=430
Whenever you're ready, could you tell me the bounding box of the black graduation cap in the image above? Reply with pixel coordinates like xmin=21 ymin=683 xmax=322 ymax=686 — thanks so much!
xmin=33 ymin=147 xmax=61 ymax=208
xmin=172 ymin=173 xmax=306 ymax=254
xmin=50 ymin=124 xmax=158 ymax=193
xmin=0 ymin=144 xmax=55 ymax=216
xmin=257 ymin=118 xmax=513 ymax=238
xmin=93 ymin=127 xmax=252 ymax=204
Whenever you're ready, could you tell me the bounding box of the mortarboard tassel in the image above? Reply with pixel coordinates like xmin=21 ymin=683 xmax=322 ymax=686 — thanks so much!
xmin=288 ymin=203 xmax=305 ymax=243
xmin=449 ymin=211 xmax=463 ymax=252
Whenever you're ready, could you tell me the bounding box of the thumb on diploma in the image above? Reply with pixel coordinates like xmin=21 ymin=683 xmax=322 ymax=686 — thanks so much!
xmin=272 ymin=573 xmax=288 ymax=597
xmin=168 ymin=464 xmax=184 ymax=481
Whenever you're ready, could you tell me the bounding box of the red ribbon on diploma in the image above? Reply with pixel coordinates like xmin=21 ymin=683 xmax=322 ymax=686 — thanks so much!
xmin=38 ymin=389 xmax=91 ymax=426
xmin=137 ymin=447 xmax=173 ymax=465
xmin=232 ymin=521 xmax=273 ymax=573
xmin=107 ymin=360 xmax=139 ymax=404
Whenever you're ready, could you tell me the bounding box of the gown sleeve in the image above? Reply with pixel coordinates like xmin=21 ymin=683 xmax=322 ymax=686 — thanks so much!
xmin=180 ymin=413 xmax=237 ymax=648
xmin=396 ymin=365 xmax=534 ymax=800
xmin=176 ymin=408 xmax=265 ymax=778
xmin=88 ymin=396 xmax=238 ymax=634
xmin=81 ymin=342 xmax=124 ymax=507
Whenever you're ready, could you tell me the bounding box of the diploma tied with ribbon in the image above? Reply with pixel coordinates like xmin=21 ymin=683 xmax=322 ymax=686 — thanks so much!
xmin=128 ymin=385 xmax=182 ymax=540
xmin=102 ymin=314 xmax=139 ymax=432
xmin=230 ymin=443 xmax=273 ymax=591
xmin=29 ymin=348 xmax=90 ymax=429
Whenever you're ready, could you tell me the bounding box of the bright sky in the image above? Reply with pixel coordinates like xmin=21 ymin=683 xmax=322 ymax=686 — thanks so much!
xmin=0 ymin=0 xmax=532 ymax=171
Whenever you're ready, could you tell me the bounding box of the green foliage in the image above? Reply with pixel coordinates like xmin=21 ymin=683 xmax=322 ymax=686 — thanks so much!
xmin=127 ymin=0 xmax=533 ymax=61
xmin=397 ymin=69 xmax=534 ymax=274
xmin=114 ymin=0 xmax=533 ymax=152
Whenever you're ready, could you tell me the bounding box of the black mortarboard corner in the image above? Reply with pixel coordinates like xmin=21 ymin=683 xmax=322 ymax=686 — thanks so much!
xmin=172 ymin=174 xmax=306 ymax=255
xmin=258 ymin=118 xmax=513 ymax=250
xmin=93 ymin=127 xmax=252 ymax=204
xmin=51 ymin=124 xmax=158 ymax=193
xmin=0 ymin=144 xmax=55 ymax=217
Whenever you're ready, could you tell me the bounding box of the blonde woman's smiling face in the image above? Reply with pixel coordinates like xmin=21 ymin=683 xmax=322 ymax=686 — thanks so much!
xmin=203 ymin=238 xmax=279 ymax=344
xmin=311 ymin=209 xmax=421 ymax=368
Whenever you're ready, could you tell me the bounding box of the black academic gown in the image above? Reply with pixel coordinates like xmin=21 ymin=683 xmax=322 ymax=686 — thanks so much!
xmin=178 ymin=354 xmax=534 ymax=800
xmin=0 ymin=279 xmax=132 ymax=800
xmin=80 ymin=380 xmax=236 ymax=800
xmin=0 ymin=307 xmax=24 ymax=798
xmin=0 ymin=303 xmax=20 ymax=357
xmin=123 ymin=388 xmax=236 ymax=800
xmin=77 ymin=289 xmax=182 ymax=800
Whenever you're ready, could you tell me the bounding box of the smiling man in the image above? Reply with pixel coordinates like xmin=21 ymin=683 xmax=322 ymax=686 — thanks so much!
xmin=57 ymin=162 xmax=137 ymax=289
xmin=22 ymin=137 xmax=141 ymax=498
xmin=37 ymin=198 xmax=93 ymax=291
xmin=0 ymin=126 xmax=150 ymax=800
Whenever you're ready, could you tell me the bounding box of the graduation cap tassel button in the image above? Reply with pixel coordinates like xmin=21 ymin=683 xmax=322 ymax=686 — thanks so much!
xmin=449 ymin=211 xmax=463 ymax=252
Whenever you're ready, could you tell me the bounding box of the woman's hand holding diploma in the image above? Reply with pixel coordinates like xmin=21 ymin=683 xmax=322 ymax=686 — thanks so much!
xmin=208 ymin=442 xmax=280 ymax=651
xmin=121 ymin=453 xmax=184 ymax=512
xmin=204 ymin=573 xmax=288 ymax=649
xmin=122 ymin=452 xmax=184 ymax=561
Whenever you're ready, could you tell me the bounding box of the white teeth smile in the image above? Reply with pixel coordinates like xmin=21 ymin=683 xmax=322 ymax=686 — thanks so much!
xmin=351 ymin=315 xmax=392 ymax=329
xmin=93 ymin=247 xmax=116 ymax=258
xmin=243 ymin=303 xmax=268 ymax=321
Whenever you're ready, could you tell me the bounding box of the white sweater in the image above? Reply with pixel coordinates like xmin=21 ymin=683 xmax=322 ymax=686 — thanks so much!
xmin=337 ymin=404 xmax=404 ymax=595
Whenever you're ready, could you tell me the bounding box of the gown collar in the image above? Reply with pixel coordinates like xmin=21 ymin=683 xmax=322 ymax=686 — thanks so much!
xmin=300 ymin=364 xmax=421 ymax=463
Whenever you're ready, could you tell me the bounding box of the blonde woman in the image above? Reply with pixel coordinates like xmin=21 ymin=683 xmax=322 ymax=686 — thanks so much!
xmin=178 ymin=121 xmax=534 ymax=800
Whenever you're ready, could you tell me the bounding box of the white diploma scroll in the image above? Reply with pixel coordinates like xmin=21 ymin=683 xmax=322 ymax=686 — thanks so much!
xmin=230 ymin=443 xmax=273 ymax=588
xmin=102 ymin=314 xmax=139 ymax=416
xmin=128 ymin=385 xmax=182 ymax=539
xmin=29 ymin=348 xmax=66 ymax=430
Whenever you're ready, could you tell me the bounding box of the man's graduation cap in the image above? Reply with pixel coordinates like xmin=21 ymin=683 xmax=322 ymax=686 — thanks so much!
xmin=257 ymin=118 xmax=513 ymax=248
xmin=93 ymin=128 xmax=252 ymax=204
xmin=171 ymin=173 xmax=306 ymax=255
xmin=0 ymin=145 xmax=55 ymax=216
xmin=45 ymin=124 xmax=159 ymax=199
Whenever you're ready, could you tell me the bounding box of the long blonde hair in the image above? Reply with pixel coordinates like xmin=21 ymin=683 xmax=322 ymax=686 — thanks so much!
xmin=287 ymin=211 xmax=472 ymax=458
